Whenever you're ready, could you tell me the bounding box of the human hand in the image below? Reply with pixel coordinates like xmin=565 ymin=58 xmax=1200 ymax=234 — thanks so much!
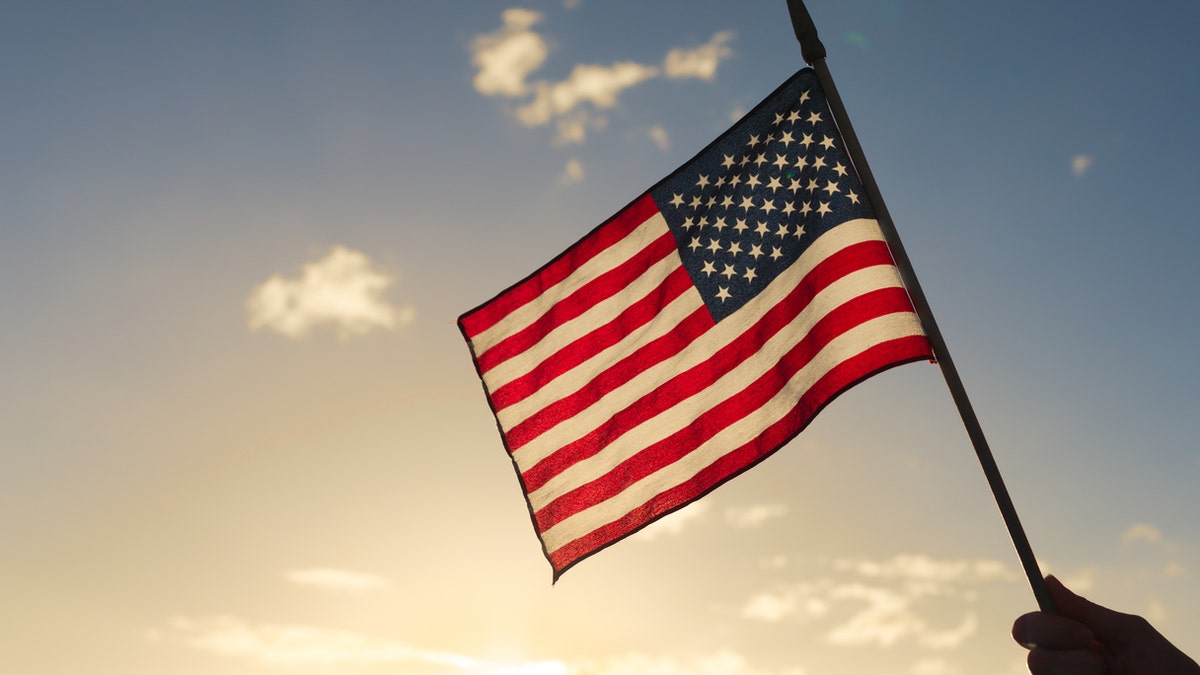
xmin=1012 ymin=575 xmax=1200 ymax=674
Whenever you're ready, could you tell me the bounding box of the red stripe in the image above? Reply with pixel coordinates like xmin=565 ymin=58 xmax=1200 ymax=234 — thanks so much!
xmin=461 ymin=195 xmax=661 ymax=339
xmin=475 ymin=232 xmax=677 ymax=374
xmin=517 ymin=241 xmax=896 ymax=490
xmin=546 ymin=334 xmax=932 ymax=574
xmin=504 ymin=305 xmax=715 ymax=453
xmin=490 ymin=266 xmax=694 ymax=412
xmin=532 ymin=287 xmax=920 ymax=527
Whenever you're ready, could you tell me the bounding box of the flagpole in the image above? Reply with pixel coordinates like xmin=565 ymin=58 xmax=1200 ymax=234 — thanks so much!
xmin=785 ymin=0 xmax=1055 ymax=614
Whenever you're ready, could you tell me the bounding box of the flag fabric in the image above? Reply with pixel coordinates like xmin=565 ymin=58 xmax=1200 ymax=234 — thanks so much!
xmin=459 ymin=68 xmax=933 ymax=579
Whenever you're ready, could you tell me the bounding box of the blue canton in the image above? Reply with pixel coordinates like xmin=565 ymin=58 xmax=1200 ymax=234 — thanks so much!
xmin=649 ymin=70 xmax=874 ymax=322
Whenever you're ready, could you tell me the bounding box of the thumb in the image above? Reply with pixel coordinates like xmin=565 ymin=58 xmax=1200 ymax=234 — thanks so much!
xmin=1045 ymin=575 xmax=1142 ymax=644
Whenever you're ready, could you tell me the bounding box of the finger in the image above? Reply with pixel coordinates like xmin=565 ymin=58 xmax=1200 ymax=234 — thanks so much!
xmin=1044 ymin=575 xmax=1146 ymax=644
xmin=1012 ymin=611 xmax=1096 ymax=650
xmin=1027 ymin=646 xmax=1107 ymax=675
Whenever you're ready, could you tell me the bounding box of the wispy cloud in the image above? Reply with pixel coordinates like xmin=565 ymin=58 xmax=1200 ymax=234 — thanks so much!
xmin=1071 ymin=153 xmax=1093 ymax=177
xmin=725 ymin=504 xmax=787 ymax=529
xmin=469 ymin=12 xmax=735 ymax=146
xmin=470 ymin=9 xmax=548 ymax=98
xmin=284 ymin=568 xmax=391 ymax=593
xmin=632 ymin=500 xmax=710 ymax=541
xmin=740 ymin=554 xmax=1013 ymax=652
xmin=573 ymin=650 xmax=804 ymax=675
xmin=560 ymin=158 xmax=585 ymax=184
xmin=150 ymin=616 xmax=479 ymax=668
xmin=246 ymin=246 xmax=413 ymax=340
xmin=647 ymin=125 xmax=670 ymax=150
xmin=663 ymin=31 xmax=735 ymax=80
xmin=1122 ymin=523 xmax=1163 ymax=546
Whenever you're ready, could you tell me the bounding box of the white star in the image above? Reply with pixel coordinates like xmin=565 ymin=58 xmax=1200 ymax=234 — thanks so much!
xmin=743 ymin=267 xmax=758 ymax=282
xmin=787 ymin=178 xmax=804 ymax=193
xmin=716 ymin=286 xmax=732 ymax=302
xmin=760 ymin=198 xmax=777 ymax=214
xmin=701 ymin=260 xmax=717 ymax=277
xmin=690 ymin=195 xmax=703 ymax=208
xmin=812 ymin=155 xmax=826 ymax=170
xmin=749 ymin=243 xmax=764 ymax=259
xmin=748 ymin=133 xmax=764 ymax=147
xmin=669 ymin=193 xmax=684 ymax=207
xmin=739 ymin=195 xmax=756 ymax=212
xmin=697 ymin=216 xmax=710 ymax=229
xmin=681 ymin=216 xmax=696 ymax=229
xmin=734 ymin=218 xmax=749 ymax=234
xmin=720 ymin=194 xmax=735 ymax=208
xmin=779 ymin=131 xmax=794 ymax=146
xmin=823 ymin=180 xmax=839 ymax=195
xmin=805 ymin=178 xmax=820 ymax=192
xmin=769 ymin=246 xmax=783 ymax=261
xmin=754 ymin=221 xmax=770 ymax=236
xmin=847 ymin=190 xmax=860 ymax=204
xmin=820 ymin=136 xmax=836 ymax=151
xmin=688 ymin=236 xmax=703 ymax=251
xmin=772 ymin=154 xmax=789 ymax=170
xmin=721 ymin=263 xmax=737 ymax=279
xmin=706 ymin=195 xmax=718 ymax=208
xmin=765 ymin=176 xmax=783 ymax=192
xmin=798 ymin=90 xmax=811 ymax=104
xmin=745 ymin=174 xmax=762 ymax=188
xmin=729 ymin=174 xmax=743 ymax=187
xmin=697 ymin=174 xmax=710 ymax=188
xmin=817 ymin=201 xmax=832 ymax=216
xmin=781 ymin=201 xmax=796 ymax=216
xmin=712 ymin=216 xmax=728 ymax=231
xmin=787 ymin=110 xmax=802 ymax=123
xmin=754 ymin=153 xmax=769 ymax=167
xmin=727 ymin=241 xmax=743 ymax=255
xmin=807 ymin=111 xmax=822 ymax=125
xmin=715 ymin=175 xmax=727 ymax=188
xmin=722 ymin=154 xmax=737 ymax=169
xmin=792 ymin=155 xmax=808 ymax=171
xmin=799 ymin=133 xmax=814 ymax=148
xmin=793 ymin=225 xmax=806 ymax=238
xmin=799 ymin=201 xmax=812 ymax=216
xmin=707 ymin=238 xmax=722 ymax=254
xmin=773 ymin=112 xmax=785 ymax=125
xmin=833 ymin=162 xmax=848 ymax=176
xmin=775 ymin=223 xmax=790 ymax=237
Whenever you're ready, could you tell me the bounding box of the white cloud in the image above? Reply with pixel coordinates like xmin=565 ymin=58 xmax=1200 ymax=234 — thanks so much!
xmin=725 ymin=504 xmax=787 ymax=529
xmin=1165 ymin=562 xmax=1188 ymax=579
xmin=632 ymin=500 xmax=710 ymax=541
xmin=1122 ymin=523 xmax=1163 ymax=546
xmin=1071 ymin=154 xmax=1093 ymax=177
xmin=663 ymin=31 xmax=736 ymax=80
xmin=554 ymin=111 xmax=608 ymax=145
xmin=911 ymin=658 xmax=962 ymax=675
xmin=284 ymin=568 xmax=391 ymax=593
xmin=741 ymin=582 xmax=831 ymax=623
xmin=573 ymin=650 xmax=804 ymax=675
xmin=246 ymin=246 xmax=413 ymax=340
xmin=648 ymin=125 xmax=670 ymax=150
xmin=835 ymin=554 xmax=1016 ymax=585
xmin=560 ymin=158 xmax=585 ymax=185
xmin=517 ymin=62 xmax=659 ymax=127
xmin=470 ymin=9 xmax=548 ymax=97
xmin=825 ymin=584 xmax=978 ymax=649
xmin=151 ymin=616 xmax=479 ymax=668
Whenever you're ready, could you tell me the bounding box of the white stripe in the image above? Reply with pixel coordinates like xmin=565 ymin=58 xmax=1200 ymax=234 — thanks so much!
xmin=470 ymin=213 xmax=669 ymax=358
xmin=524 ymin=263 xmax=910 ymax=510
xmin=483 ymin=247 xmax=681 ymax=391
xmin=510 ymin=218 xmax=892 ymax=472
xmin=540 ymin=310 xmax=926 ymax=553
xmin=494 ymin=284 xmax=705 ymax=428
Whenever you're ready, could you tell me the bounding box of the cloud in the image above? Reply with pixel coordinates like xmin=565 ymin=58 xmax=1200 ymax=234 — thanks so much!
xmin=835 ymin=554 xmax=1016 ymax=585
xmin=1071 ymin=154 xmax=1093 ymax=177
xmin=725 ymin=504 xmax=787 ymax=529
xmin=647 ymin=125 xmax=670 ymax=150
xmin=284 ymin=568 xmax=391 ymax=593
xmin=826 ymin=584 xmax=978 ymax=649
xmin=663 ymin=31 xmax=735 ymax=80
xmin=1165 ymin=562 xmax=1188 ymax=579
xmin=1122 ymin=523 xmax=1163 ymax=546
xmin=470 ymin=9 xmax=548 ymax=97
xmin=632 ymin=500 xmax=710 ymax=541
xmin=246 ymin=246 xmax=413 ymax=340
xmin=516 ymin=62 xmax=660 ymax=127
xmin=554 ymin=111 xmax=608 ymax=145
xmin=740 ymin=581 xmax=832 ymax=622
xmin=560 ymin=158 xmax=585 ymax=185
xmin=573 ymin=650 xmax=803 ymax=675
xmin=151 ymin=616 xmax=479 ymax=668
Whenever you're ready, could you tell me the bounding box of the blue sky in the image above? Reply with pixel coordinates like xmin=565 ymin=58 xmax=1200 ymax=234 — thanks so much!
xmin=3 ymin=2 xmax=1199 ymax=675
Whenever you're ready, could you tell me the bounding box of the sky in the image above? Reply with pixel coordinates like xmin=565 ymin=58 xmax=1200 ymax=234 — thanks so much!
xmin=3 ymin=1 xmax=1199 ymax=674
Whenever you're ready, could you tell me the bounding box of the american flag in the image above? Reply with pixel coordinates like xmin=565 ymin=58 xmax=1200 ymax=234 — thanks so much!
xmin=460 ymin=69 xmax=933 ymax=578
